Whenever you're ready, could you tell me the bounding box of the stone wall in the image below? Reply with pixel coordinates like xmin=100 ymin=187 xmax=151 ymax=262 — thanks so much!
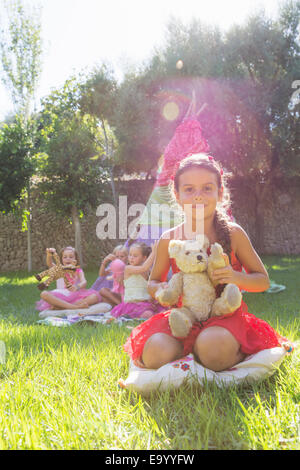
xmin=230 ymin=177 xmax=300 ymax=255
xmin=0 ymin=177 xmax=299 ymax=272
xmin=0 ymin=179 xmax=155 ymax=272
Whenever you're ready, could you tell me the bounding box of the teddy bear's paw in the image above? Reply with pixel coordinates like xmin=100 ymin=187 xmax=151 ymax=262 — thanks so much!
xmin=211 ymin=284 xmax=242 ymax=316
xmin=209 ymin=243 xmax=226 ymax=267
xmin=223 ymin=284 xmax=242 ymax=312
xmin=169 ymin=309 xmax=192 ymax=338
xmin=155 ymin=288 xmax=172 ymax=307
xmin=210 ymin=243 xmax=223 ymax=257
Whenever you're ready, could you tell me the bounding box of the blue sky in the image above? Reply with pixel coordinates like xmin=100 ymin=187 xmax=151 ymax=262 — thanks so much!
xmin=0 ymin=0 xmax=280 ymax=119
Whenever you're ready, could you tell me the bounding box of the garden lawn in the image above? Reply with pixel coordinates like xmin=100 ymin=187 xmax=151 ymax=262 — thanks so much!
xmin=0 ymin=256 xmax=299 ymax=450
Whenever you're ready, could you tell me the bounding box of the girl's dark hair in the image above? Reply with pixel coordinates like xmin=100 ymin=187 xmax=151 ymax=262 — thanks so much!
xmin=173 ymin=153 xmax=232 ymax=255
xmin=130 ymin=242 xmax=152 ymax=258
xmin=60 ymin=246 xmax=79 ymax=264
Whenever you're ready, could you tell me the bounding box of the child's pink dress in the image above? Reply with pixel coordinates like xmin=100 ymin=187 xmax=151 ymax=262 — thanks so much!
xmin=36 ymin=269 xmax=101 ymax=311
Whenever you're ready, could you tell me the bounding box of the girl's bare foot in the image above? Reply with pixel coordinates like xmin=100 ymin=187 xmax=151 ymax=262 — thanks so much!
xmin=74 ymin=300 xmax=89 ymax=309
xmin=133 ymin=358 xmax=146 ymax=368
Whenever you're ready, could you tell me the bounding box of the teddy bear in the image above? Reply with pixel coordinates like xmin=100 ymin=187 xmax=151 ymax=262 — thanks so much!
xmin=35 ymin=252 xmax=80 ymax=291
xmin=155 ymin=236 xmax=242 ymax=338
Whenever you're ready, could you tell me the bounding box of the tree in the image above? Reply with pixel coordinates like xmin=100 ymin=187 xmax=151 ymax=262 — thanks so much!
xmin=0 ymin=116 xmax=35 ymax=212
xmin=219 ymin=2 xmax=300 ymax=248
xmin=120 ymin=3 xmax=299 ymax=250
xmin=109 ymin=19 xmax=229 ymax=178
xmin=0 ymin=0 xmax=43 ymax=270
xmin=0 ymin=0 xmax=42 ymax=118
xmin=79 ymin=65 xmax=119 ymax=205
xmin=37 ymin=81 xmax=111 ymax=265
xmin=112 ymin=71 xmax=163 ymax=177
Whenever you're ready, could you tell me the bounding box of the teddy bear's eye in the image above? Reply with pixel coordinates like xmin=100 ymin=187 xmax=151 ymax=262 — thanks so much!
xmin=185 ymin=251 xmax=190 ymax=255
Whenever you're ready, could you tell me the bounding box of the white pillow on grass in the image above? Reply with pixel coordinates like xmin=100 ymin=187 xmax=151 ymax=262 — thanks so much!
xmin=119 ymin=347 xmax=290 ymax=396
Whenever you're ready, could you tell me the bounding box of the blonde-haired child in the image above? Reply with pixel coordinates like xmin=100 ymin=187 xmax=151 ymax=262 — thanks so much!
xmin=110 ymin=242 xmax=165 ymax=319
xmin=92 ymin=245 xmax=128 ymax=305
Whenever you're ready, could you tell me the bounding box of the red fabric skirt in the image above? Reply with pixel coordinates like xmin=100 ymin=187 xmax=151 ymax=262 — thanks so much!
xmin=123 ymin=301 xmax=287 ymax=361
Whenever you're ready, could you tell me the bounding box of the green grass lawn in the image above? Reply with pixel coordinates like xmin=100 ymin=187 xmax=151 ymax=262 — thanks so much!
xmin=0 ymin=257 xmax=299 ymax=450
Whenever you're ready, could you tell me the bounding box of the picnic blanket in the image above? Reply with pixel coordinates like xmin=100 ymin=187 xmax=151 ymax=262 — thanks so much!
xmin=38 ymin=302 xmax=112 ymax=319
xmin=37 ymin=302 xmax=147 ymax=327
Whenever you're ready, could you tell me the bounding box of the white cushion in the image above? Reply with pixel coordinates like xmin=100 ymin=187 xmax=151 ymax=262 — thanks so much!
xmin=120 ymin=347 xmax=289 ymax=396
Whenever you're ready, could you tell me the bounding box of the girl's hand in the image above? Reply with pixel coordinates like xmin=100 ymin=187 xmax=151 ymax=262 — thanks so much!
xmin=115 ymin=274 xmax=124 ymax=284
xmin=155 ymin=281 xmax=169 ymax=295
xmin=151 ymin=241 xmax=159 ymax=254
xmin=68 ymin=285 xmax=78 ymax=292
xmin=159 ymin=281 xmax=168 ymax=289
xmin=211 ymin=254 xmax=239 ymax=285
xmin=46 ymin=248 xmax=56 ymax=255
xmin=104 ymin=254 xmax=116 ymax=263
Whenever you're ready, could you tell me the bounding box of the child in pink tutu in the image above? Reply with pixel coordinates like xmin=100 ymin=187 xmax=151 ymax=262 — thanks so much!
xmin=92 ymin=244 xmax=128 ymax=293
xmin=36 ymin=246 xmax=101 ymax=312
xmin=110 ymin=242 xmax=166 ymax=319
xmin=99 ymin=258 xmax=126 ymax=306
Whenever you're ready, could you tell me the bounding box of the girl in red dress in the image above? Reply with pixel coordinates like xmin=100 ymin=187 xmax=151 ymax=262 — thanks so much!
xmin=124 ymin=153 xmax=288 ymax=371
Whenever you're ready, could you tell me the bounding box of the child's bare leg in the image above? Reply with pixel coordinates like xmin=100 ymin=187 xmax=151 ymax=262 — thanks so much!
xmin=74 ymin=299 xmax=89 ymax=309
xmin=193 ymin=326 xmax=245 ymax=372
xmin=142 ymin=333 xmax=183 ymax=369
xmin=74 ymin=294 xmax=99 ymax=308
xmin=40 ymin=291 xmax=80 ymax=310
xmin=100 ymin=288 xmax=121 ymax=306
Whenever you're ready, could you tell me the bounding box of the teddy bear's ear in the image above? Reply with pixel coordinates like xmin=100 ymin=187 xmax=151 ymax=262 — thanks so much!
xmin=169 ymin=240 xmax=184 ymax=257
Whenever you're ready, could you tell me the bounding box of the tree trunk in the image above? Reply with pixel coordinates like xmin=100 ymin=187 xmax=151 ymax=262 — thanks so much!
xmin=109 ymin=166 xmax=118 ymax=208
xmin=71 ymin=206 xmax=83 ymax=266
xmin=101 ymin=119 xmax=118 ymax=207
xmin=27 ymin=182 xmax=32 ymax=272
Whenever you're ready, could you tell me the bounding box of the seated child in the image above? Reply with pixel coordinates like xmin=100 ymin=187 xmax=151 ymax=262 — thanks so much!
xmin=91 ymin=245 xmax=128 ymax=292
xmin=95 ymin=245 xmax=128 ymax=306
xmin=110 ymin=242 xmax=166 ymax=319
xmin=99 ymin=258 xmax=126 ymax=306
xmin=36 ymin=246 xmax=101 ymax=311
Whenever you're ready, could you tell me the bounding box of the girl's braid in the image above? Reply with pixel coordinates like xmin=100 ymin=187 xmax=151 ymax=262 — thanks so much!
xmin=213 ymin=209 xmax=232 ymax=257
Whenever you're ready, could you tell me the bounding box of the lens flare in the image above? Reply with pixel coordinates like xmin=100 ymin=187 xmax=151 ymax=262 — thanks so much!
xmin=176 ymin=60 xmax=183 ymax=70
xmin=162 ymin=101 xmax=180 ymax=121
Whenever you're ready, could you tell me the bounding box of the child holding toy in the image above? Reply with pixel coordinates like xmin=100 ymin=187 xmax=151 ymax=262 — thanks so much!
xmin=92 ymin=245 xmax=128 ymax=306
xmin=110 ymin=242 xmax=166 ymax=319
xmin=99 ymin=257 xmax=126 ymax=306
xmin=36 ymin=246 xmax=101 ymax=311
xmin=124 ymin=153 xmax=290 ymax=371
xmin=91 ymin=245 xmax=128 ymax=291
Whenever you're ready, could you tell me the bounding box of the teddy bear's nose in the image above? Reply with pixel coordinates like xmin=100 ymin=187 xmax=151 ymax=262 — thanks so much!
xmin=197 ymin=255 xmax=203 ymax=261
